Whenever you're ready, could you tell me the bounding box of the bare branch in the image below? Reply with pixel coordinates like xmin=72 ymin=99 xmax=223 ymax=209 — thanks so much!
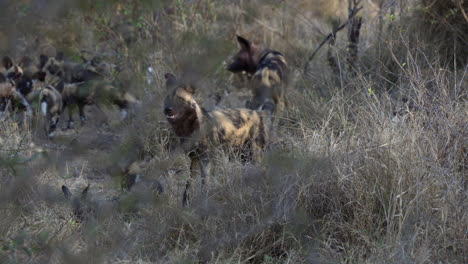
xmin=303 ymin=5 xmax=363 ymax=74
xmin=458 ymin=0 xmax=468 ymax=23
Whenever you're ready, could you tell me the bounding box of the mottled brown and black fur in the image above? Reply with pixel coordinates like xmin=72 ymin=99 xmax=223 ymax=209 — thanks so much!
xmin=0 ymin=56 xmax=40 ymax=98
xmin=0 ymin=72 xmax=32 ymax=115
xmin=26 ymin=84 xmax=63 ymax=138
xmin=163 ymin=73 xmax=271 ymax=206
xmin=1 ymin=56 xmax=21 ymax=80
xmin=0 ymin=57 xmax=63 ymax=137
xmin=61 ymin=80 xmax=139 ymax=128
xmin=39 ymin=53 xmax=102 ymax=85
xmin=227 ymin=36 xmax=289 ymax=118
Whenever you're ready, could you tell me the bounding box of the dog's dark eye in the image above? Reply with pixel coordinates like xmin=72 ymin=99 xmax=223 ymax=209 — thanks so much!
xmin=175 ymin=97 xmax=186 ymax=103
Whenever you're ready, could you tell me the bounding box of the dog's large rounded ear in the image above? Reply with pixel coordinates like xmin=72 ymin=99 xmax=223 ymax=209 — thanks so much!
xmin=182 ymin=84 xmax=196 ymax=95
xmin=56 ymin=52 xmax=64 ymax=62
xmin=7 ymin=66 xmax=23 ymax=80
xmin=33 ymin=71 xmax=47 ymax=82
xmin=236 ymin=35 xmax=252 ymax=52
xmin=19 ymin=56 xmax=33 ymax=67
xmin=39 ymin=55 xmax=49 ymax=69
xmin=62 ymin=185 xmax=72 ymax=199
xmin=164 ymin=72 xmax=177 ymax=89
xmin=2 ymin=56 xmax=14 ymax=69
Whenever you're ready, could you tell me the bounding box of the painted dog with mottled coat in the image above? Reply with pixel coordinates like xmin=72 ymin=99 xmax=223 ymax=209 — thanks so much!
xmin=25 ymin=83 xmax=63 ymax=138
xmin=0 ymin=72 xmax=32 ymax=116
xmin=227 ymin=36 xmax=289 ymax=119
xmin=163 ymin=73 xmax=272 ymax=206
xmin=60 ymin=80 xmax=140 ymax=128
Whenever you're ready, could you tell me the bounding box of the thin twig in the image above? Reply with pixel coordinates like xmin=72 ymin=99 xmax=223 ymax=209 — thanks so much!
xmin=303 ymin=4 xmax=363 ymax=74
xmin=457 ymin=0 xmax=468 ymax=23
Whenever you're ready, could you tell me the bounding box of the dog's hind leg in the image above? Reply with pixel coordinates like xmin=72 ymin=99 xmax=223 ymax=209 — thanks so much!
xmin=66 ymin=104 xmax=75 ymax=129
xmin=78 ymin=103 xmax=87 ymax=123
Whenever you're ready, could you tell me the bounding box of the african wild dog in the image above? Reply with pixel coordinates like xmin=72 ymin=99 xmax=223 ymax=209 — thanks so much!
xmin=62 ymin=185 xmax=95 ymax=222
xmin=1 ymin=56 xmax=24 ymax=82
xmin=163 ymin=73 xmax=272 ymax=206
xmin=61 ymin=184 xmax=122 ymax=222
xmin=0 ymin=72 xmax=32 ymax=116
xmin=39 ymin=53 xmax=106 ymax=85
xmin=37 ymin=54 xmax=139 ymax=128
xmin=26 ymin=83 xmax=63 ymax=138
xmin=1 ymin=56 xmax=41 ymax=97
xmin=61 ymin=80 xmax=140 ymax=128
xmin=227 ymin=35 xmax=289 ymax=118
xmin=18 ymin=56 xmax=39 ymax=79
xmin=1 ymin=60 xmax=65 ymax=138
xmin=62 ymin=181 xmax=162 ymax=222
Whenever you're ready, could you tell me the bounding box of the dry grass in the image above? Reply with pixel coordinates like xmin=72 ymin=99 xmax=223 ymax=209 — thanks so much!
xmin=0 ymin=0 xmax=467 ymax=263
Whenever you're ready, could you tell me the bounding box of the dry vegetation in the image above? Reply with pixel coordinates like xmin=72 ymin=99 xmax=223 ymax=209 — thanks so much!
xmin=0 ymin=0 xmax=467 ymax=263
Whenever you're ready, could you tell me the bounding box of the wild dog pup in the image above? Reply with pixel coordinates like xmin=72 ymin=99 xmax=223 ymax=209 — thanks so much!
xmin=163 ymin=73 xmax=271 ymax=206
xmin=61 ymin=80 xmax=140 ymax=128
xmin=227 ymin=36 xmax=289 ymax=117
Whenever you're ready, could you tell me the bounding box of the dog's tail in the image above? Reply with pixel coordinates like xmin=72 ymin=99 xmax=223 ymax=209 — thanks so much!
xmin=40 ymin=101 xmax=48 ymax=116
xmin=122 ymin=92 xmax=140 ymax=105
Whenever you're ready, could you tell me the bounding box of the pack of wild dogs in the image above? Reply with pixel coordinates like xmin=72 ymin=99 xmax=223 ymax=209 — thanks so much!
xmin=1 ymin=35 xmax=289 ymax=214
xmin=0 ymin=52 xmax=140 ymax=137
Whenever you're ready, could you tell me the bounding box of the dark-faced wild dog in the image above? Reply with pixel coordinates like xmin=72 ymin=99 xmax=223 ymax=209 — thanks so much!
xmin=1 ymin=56 xmax=37 ymax=97
xmin=18 ymin=56 xmax=39 ymax=79
xmin=227 ymin=36 xmax=289 ymax=118
xmin=61 ymin=185 xmax=121 ymax=222
xmin=61 ymin=80 xmax=140 ymax=128
xmin=1 ymin=56 xmax=23 ymax=81
xmin=0 ymin=73 xmax=32 ymax=116
xmin=62 ymin=185 xmax=95 ymax=222
xmin=163 ymin=73 xmax=272 ymax=206
xmin=62 ymin=181 xmax=162 ymax=222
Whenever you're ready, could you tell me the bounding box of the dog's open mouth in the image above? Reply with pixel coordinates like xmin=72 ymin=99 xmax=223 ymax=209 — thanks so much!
xmin=165 ymin=113 xmax=179 ymax=120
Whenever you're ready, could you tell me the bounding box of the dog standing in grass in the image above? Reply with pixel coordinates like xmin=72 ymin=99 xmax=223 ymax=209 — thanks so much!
xmin=26 ymin=83 xmax=63 ymax=138
xmin=37 ymin=54 xmax=140 ymax=129
xmin=60 ymin=80 xmax=140 ymax=128
xmin=0 ymin=56 xmax=62 ymax=136
xmin=227 ymin=35 xmax=289 ymax=121
xmin=163 ymin=73 xmax=272 ymax=206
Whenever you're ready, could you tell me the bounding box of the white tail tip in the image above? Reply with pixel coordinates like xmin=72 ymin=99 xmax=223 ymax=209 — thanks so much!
xmin=120 ymin=109 xmax=128 ymax=120
xmin=135 ymin=174 xmax=142 ymax=183
xmin=41 ymin=102 xmax=48 ymax=116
